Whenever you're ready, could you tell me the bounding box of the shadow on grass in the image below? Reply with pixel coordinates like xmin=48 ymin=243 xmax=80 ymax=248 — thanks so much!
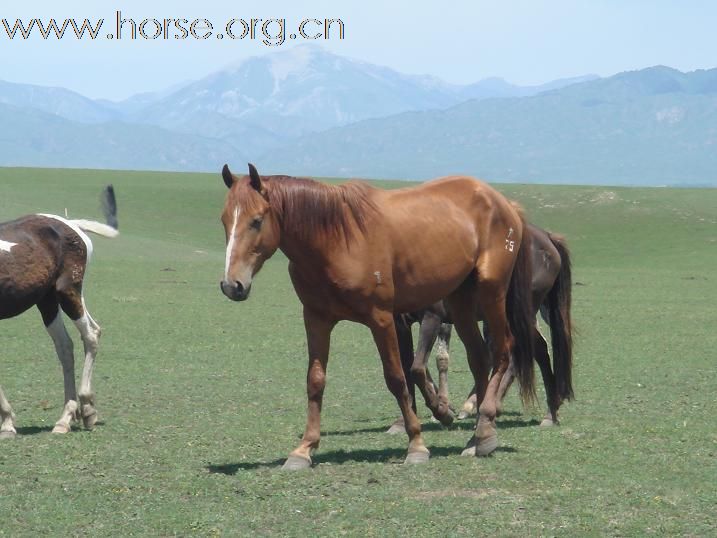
xmin=13 ymin=420 xmax=106 ymax=436
xmin=321 ymin=414 xmax=538 ymax=436
xmin=206 ymin=445 xmax=517 ymax=474
xmin=15 ymin=425 xmax=54 ymax=435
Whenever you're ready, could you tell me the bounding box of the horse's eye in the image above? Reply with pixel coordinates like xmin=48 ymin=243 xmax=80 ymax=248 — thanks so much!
xmin=250 ymin=217 xmax=263 ymax=230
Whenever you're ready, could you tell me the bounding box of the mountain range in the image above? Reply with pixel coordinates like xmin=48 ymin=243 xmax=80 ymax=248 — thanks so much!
xmin=0 ymin=45 xmax=714 ymax=186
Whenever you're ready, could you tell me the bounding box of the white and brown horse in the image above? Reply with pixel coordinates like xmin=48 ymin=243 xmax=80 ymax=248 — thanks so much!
xmin=0 ymin=187 xmax=118 ymax=438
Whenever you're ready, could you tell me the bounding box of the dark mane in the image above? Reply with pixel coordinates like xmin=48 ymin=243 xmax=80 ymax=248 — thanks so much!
xmin=265 ymin=176 xmax=376 ymax=243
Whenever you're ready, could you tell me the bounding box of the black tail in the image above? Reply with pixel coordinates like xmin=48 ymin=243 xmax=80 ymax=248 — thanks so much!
xmin=506 ymin=218 xmax=536 ymax=404
xmin=545 ymin=233 xmax=574 ymax=401
xmin=100 ymin=184 xmax=118 ymax=231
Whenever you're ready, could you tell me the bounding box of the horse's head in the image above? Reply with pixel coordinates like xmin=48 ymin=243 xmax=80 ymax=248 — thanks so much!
xmin=220 ymin=163 xmax=280 ymax=301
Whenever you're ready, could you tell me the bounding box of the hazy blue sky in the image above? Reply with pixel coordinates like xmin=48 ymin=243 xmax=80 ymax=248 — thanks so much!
xmin=1 ymin=0 xmax=715 ymax=100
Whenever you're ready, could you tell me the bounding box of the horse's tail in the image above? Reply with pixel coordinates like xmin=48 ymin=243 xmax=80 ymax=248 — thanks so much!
xmin=72 ymin=185 xmax=119 ymax=239
xmin=506 ymin=212 xmax=536 ymax=405
xmin=100 ymin=184 xmax=119 ymax=231
xmin=72 ymin=220 xmax=119 ymax=238
xmin=545 ymin=233 xmax=574 ymax=401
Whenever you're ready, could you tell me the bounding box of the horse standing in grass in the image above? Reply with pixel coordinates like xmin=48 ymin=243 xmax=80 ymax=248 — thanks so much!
xmin=0 ymin=187 xmax=118 ymax=438
xmin=219 ymin=164 xmax=535 ymax=469
xmin=390 ymin=224 xmax=573 ymax=432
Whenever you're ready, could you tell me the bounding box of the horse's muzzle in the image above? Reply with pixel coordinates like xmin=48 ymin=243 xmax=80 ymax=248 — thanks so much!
xmin=220 ymin=280 xmax=251 ymax=302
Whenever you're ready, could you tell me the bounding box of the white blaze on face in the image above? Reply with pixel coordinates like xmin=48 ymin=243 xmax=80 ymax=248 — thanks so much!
xmin=0 ymin=239 xmax=17 ymax=253
xmin=224 ymin=206 xmax=240 ymax=281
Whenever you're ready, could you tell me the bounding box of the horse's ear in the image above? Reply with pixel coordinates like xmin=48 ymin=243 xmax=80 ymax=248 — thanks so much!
xmin=222 ymin=164 xmax=234 ymax=189
xmin=248 ymin=163 xmax=262 ymax=192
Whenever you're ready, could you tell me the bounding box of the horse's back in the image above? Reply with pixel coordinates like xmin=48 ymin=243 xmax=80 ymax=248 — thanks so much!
xmin=371 ymin=175 xmax=523 ymax=312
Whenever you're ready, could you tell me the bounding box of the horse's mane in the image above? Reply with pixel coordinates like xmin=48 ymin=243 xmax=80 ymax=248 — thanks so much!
xmin=264 ymin=176 xmax=377 ymax=243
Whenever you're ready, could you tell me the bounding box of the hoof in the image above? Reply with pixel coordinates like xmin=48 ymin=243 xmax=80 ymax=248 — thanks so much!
xmin=0 ymin=430 xmax=16 ymax=439
xmin=282 ymin=455 xmax=312 ymax=471
xmin=461 ymin=434 xmax=498 ymax=457
xmin=458 ymin=403 xmax=476 ymax=420
xmin=461 ymin=436 xmax=477 ymax=457
xmin=475 ymin=435 xmax=499 ymax=456
xmin=52 ymin=424 xmax=71 ymax=434
xmin=540 ymin=417 xmax=558 ymax=427
xmin=404 ymin=449 xmax=430 ymax=465
xmin=82 ymin=408 xmax=98 ymax=430
xmin=386 ymin=419 xmax=406 ymax=435
xmin=437 ymin=408 xmax=455 ymax=427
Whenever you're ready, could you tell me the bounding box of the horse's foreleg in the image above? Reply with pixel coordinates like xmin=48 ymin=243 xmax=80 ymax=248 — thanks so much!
xmin=39 ymin=299 xmax=79 ymax=434
xmin=370 ymin=312 xmax=429 ymax=465
xmin=73 ymin=306 xmax=101 ymax=430
xmin=0 ymin=386 xmax=16 ymax=438
xmin=283 ymin=308 xmax=335 ymax=470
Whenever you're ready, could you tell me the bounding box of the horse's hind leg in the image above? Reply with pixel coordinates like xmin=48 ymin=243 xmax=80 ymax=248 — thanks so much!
xmin=370 ymin=311 xmax=429 ymax=465
xmin=533 ymin=325 xmax=559 ymax=426
xmin=57 ymin=283 xmax=101 ymax=430
xmin=0 ymin=386 xmax=17 ymax=438
xmin=444 ymin=285 xmax=495 ymax=456
xmin=38 ymin=296 xmax=79 ymax=434
xmin=72 ymin=303 xmax=101 ymax=430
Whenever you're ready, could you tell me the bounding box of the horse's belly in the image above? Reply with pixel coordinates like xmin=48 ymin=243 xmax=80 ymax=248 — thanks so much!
xmin=392 ymin=257 xmax=475 ymax=313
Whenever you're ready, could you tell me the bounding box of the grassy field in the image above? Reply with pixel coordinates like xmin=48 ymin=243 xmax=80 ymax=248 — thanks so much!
xmin=0 ymin=167 xmax=715 ymax=536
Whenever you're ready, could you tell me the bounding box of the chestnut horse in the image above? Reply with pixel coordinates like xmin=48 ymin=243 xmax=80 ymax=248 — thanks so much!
xmin=0 ymin=186 xmax=118 ymax=438
xmin=390 ymin=224 xmax=573 ymax=432
xmin=220 ymin=164 xmax=535 ymax=469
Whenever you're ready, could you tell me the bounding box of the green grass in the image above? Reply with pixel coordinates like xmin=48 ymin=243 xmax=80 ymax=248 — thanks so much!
xmin=1 ymin=167 xmax=715 ymax=536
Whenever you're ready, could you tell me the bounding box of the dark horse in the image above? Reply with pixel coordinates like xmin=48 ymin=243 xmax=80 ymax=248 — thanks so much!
xmin=0 ymin=187 xmax=118 ymax=438
xmin=391 ymin=224 xmax=573 ymax=432
xmin=219 ymin=164 xmax=536 ymax=469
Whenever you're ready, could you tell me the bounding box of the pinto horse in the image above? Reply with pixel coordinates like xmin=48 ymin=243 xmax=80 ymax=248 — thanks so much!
xmin=390 ymin=224 xmax=573 ymax=432
xmin=220 ymin=164 xmax=535 ymax=469
xmin=0 ymin=186 xmax=118 ymax=438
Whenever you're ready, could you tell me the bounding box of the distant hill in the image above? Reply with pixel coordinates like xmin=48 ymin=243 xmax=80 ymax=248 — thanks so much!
xmin=0 ymin=103 xmax=236 ymax=172
xmin=263 ymin=66 xmax=717 ymax=186
xmin=0 ymin=45 xmax=596 ymax=165
xmin=0 ymin=79 xmax=118 ymax=123
xmin=1 ymin=48 xmax=715 ymax=186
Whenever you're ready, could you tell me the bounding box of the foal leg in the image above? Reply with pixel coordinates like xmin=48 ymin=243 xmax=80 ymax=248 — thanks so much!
xmin=0 ymin=386 xmax=17 ymax=438
xmin=284 ymin=308 xmax=335 ymax=470
xmin=370 ymin=312 xmax=429 ymax=464
xmin=410 ymin=312 xmax=454 ymax=426
xmin=38 ymin=297 xmax=79 ymax=434
xmin=435 ymin=322 xmax=452 ymax=411
xmin=458 ymin=386 xmax=478 ymax=420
